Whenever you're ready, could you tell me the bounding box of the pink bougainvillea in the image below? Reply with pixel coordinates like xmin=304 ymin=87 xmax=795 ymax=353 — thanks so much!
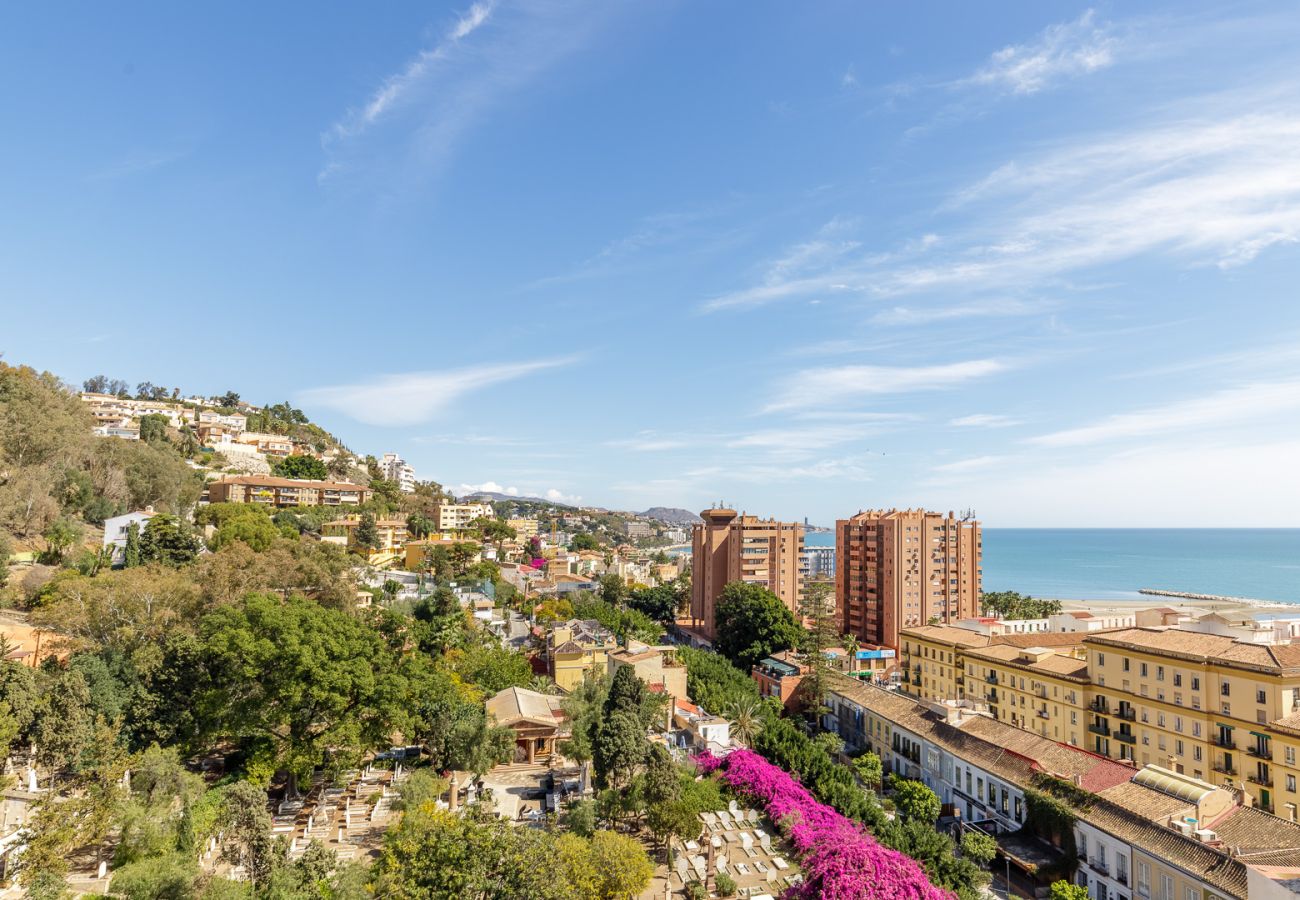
xmin=693 ymin=749 xmax=952 ymax=900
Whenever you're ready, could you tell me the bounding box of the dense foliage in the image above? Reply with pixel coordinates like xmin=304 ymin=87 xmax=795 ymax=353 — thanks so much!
xmin=980 ymin=591 xmax=1063 ymax=620
xmin=696 ymin=749 xmax=951 ymax=900
xmin=713 ymin=581 xmax=801 ymax=671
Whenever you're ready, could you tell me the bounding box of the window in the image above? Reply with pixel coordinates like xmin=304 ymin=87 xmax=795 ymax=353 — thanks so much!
xmin=1161 ymin=875 xmax=1174 ymax=900
xmin=1123 ymin=658 xmax=1129 ymax=672
xmin=1174 ymin=716 xmax=1182 ymax=732
xmin=1192 ymin=677 xmax=1200 ymax=691
xmin=1141 ymin=663 xmax=1149 ymax=677
xmin=1185 ymin=888 xmax=1198 ymax=900
xmin=1288 ymin=774 xmax=1296 ymax=792
xmin=1258 ymin=688 xmax=1267 ymax=704
xmin=1137 ymin=861 xmax=1150 ymax=897
xmin=1174 ymin=673 xmax=1182 ymax=687
xmin=1176 ymin=739 xmax=1184 ymax=755
xmin=1193 ymin=746 xmax=1202 ymax=762
xmin=1157 ymin=666 xmax=1164 ymax=681
xmin=1288 ymin=746 xmax=1297 ymax=766
xmin=1099 ymin=653 xmax=1105 ymax=666
xmin=1221 ymin=681 xmax=1231 ymax=697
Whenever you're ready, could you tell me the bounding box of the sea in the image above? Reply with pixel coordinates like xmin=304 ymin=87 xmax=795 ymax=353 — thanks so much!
xmin=801 ymin=528 xmax=1300 ymax=604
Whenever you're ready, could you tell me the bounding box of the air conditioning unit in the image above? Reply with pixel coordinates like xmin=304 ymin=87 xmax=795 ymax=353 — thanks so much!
xmin=1170 ymin=821 xmax=1193 ymax=836
xmin=1194 ymin=829 xmax=1218 ymax=843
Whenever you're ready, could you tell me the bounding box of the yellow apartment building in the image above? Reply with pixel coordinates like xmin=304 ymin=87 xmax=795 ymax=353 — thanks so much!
xmin=547 ymin=619 xmax=618 ymax=692
xmin=900 ymin=624 xmax=1089 ymax=702
xmin=507 ymin=518 xmax=540 ymax=538
xmin=962 ymin=643 xmax=1091 ymax=747
xmin=1084 ymin=628 xmax=1300 ymax=816
xmin=321 ymin=516 xmax=407 ymax=558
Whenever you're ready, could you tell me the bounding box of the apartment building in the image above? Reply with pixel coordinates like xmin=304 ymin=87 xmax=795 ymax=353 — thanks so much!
xmin=824 ymin=675 xmax=1300 ymax=900
xmin=206 ymin=475 xmax=371 ymax=508
xmin=689 ymin=508 xmax=804 ymax=640
xmin=434 ymin=502 xmax=494 ymax=532
xmin=835 ymin=508 xmax=982 ymax=650
xmin=507 ymin=517 xmax=540 ymax=538
xmin=80 ymin=393 xmax=189 ymax=429
xmin=1083 ymin=628 xmax=1300 ymax=815
xmin=606 ymin=640 xmax=687 ymax=701
xmin=803 ymin=545 xmax=835 ymax=579
xmin=963 ymin=642 xmax=1092 ymax=747
xmin=623 ymin=520 xmax=655 ymax=540
xmin=321 ymin=516 xmax=407 ymax=556
xmin=547 ymin=619 xmax=618 ymax=692
xmin=380 ymin=453 xmax=416 ymax=493
xmin=900 ymin=624 xmax=1090 ymax=702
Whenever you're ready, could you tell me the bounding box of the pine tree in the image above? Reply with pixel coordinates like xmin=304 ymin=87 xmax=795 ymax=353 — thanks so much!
xmin=799 ymin=580 xmax=839 ymax=724
xmin=123 ymin=520 xmax=141 ymax=568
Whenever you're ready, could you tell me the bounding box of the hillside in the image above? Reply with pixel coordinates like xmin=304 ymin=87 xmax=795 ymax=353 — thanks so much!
xmin=639 ymin=506 xmax=702 ymax=525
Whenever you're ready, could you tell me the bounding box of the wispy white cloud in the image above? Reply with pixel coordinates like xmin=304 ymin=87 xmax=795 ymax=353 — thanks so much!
xmin=933 ymin=455 xmax=1010 ymax=474
xmin=457 ymin=480 xmax=518 ymax=496
xmin=963 ymin=10 xmax=1118 ymax=96
xmin=950 ymin=413 xmax=1021 ymax=428
xmin=1029 ymin=379 xmax=1300 ymax=448
xmin=321 ymin=0 xmax=614 ymax=183
xmin=709 ymin=97 xmax=1300 ymax=310
xmin=604 ymin=431 xmax=692 ymax=452
xmin=298 ymin=357 xmax=575 ymax=426
xmin=872 ymin=298 xmax=1049 ymax=325
xmin=765 ymin=359 xmax=1007 ymax=413
xmin=329 ymin=2 xmax=497 ymax=143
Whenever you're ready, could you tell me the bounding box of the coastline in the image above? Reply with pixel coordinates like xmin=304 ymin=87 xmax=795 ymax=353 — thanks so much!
xmin=1061 ymin=593 xmax=1293 ymax=618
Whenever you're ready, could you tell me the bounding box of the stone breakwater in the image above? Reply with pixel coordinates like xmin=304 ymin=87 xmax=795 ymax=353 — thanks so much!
xmin=1139 ymin=588 xmax=1290 ymax=609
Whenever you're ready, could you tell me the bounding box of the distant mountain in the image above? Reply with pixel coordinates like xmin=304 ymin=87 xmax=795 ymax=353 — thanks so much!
xmin=639 ymin=507 xmax=702 ymax=526
xmin=463 ymin=491 xmax=576 ymax=508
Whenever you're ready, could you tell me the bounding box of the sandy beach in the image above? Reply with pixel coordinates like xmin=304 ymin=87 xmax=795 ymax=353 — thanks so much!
xmin=1062 ymin=595 xmax=1295 ymax=618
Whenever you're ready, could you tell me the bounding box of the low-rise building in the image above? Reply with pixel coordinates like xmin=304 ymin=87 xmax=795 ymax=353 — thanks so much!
xmin=752 ymin=652 xmax=809 ymax=709
xmin=547 ymin=619 xmax=618 ymax=692
xmin=206 ymin=475 xmax=371 ymax=508
xmin=435 ymin=502 xmax=494 ymax=532
xmin=102 ymin=509 xmax=157 ymax=564
xmin=321 ymin=516 xmax=408 ymax=557
xmin=485 ymin=687 xmax=569 ymax=766
xmin=624 ymin=521 xmax=655 ymax=540
xmin=671 ymin=697 xmax=731 ymax=754
xmin=380 ymin=453 xmax=416 ymax=493
xmin=607 ymin=640 xmax=688 ymax=701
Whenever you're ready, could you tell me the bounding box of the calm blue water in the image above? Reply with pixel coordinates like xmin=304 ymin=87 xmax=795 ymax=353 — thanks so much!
xmin=982 ymin=529 xmax=1300 ymax=604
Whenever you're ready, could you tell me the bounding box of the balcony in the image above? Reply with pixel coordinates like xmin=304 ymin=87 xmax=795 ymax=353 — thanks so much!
xmin=1115 ymin=731 xmax=1137 ymax=745
xmin=1259 ymin=803 xmax=1276 ymax=814
xmin=1037 ymin=709 xmax=1051 ymax=719
xmin=1089 ymin=859 xmax=1110 ymax=876
xmin=1248 ymin=773 xmax=1274 ymax=788
xmin=1216 ymin=739 xmax=1239 ymax=751
xmin=1116 ymin=707 xmax=1137 ymax=721
xmin=1090 ymin=699 xmax=1110 ymax=713
xmin=987 ymin=691 xmax=1000 ymax=704
xmin=1213 ymin=762 xmax=1239 ymax=776
xmin=986 ymin=673 xmax=999 ymax=685
xmin=1247 ymin=745 xmax=1273 ymax=760
xmin=1115 ymin=872 xmax=1128 ymax=886
xmin=1089 ymin=723 xmax=1112 ymax=737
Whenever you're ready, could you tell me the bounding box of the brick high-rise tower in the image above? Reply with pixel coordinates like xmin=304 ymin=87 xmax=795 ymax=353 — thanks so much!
xmin=690 ymin=508 xmax=804 ymax=639
xmin=836 ymin=509 xmax=981 ymax=649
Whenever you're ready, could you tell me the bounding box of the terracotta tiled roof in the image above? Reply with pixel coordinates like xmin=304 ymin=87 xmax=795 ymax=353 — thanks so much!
xmin=1084 ymin=628 xmax=1300 ymax=673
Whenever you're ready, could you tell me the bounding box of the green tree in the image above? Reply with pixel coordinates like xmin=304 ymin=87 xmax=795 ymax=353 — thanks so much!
xmin=273 ymin=454 xmax=328 ymax=481
xmin=211 ymin=509 xmax=280 ymax=552
xmin=891 ymin=776 xmax=941 ymax=824
xmin=122 ymin=520 xmax=142 ymax=568
xmin=1050 ymin=881 xmax=1090 ymax=900
xmin=715 ymin=871 xmax=737 ymax=897
xmin=218 ymin=781 xmax=278 ymax=890
xmin=196 ymin=593 xmax=409 ymax=794
xmin=799 ymin=580 xmax=839 ymax=718
xmin=569 ymin=533 xmax=600 ymax=552
xmin=592 ymin=711 xmax=646 ymax=791
xmin=713 ymin=581 xmax=801 ymax=671
xmin=960 ymin=829 xmax=998 ymax=867
xmin=31 ymin=668 xmax=96 ymax=777
xmin=354 ymin=511 xmax=380 ymax=552
xmin=597 ymin=573 xmax=626 ymax=605
xmin=852 ymin=750 xmax=883 ymax=792
xmin=139 ymin=515 xmax=201 ymax=566
xmin=724 ymin=696 xmax=766 ymax=747
xmin=42 ymin=516 xmax=83 ymax=563
xmin=981 ymin=591 xmax=1062 ymax=620
xmin=138 ymin=414 xmax=170 ymax=446
xmin=588 ymin=830 xmax=654 ymax=900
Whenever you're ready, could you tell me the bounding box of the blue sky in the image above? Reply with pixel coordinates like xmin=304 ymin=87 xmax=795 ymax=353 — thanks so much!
xmin=5 ymin=1 xmax=1300 ymax=527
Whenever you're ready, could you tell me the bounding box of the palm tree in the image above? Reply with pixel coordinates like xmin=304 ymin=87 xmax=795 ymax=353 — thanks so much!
xmin=725 ymin=697 xmax=765 ymax=747
xmin=529 ymin=675 xmax=558 ymax=695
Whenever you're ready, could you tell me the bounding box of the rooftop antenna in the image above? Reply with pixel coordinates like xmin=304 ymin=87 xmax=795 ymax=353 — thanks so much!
xmin=960 ymin=508 xmax=976 ymax=522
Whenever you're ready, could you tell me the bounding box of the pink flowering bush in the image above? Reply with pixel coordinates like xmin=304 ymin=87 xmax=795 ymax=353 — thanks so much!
xmin=694 ymin=749 xmax=951 ymax=900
